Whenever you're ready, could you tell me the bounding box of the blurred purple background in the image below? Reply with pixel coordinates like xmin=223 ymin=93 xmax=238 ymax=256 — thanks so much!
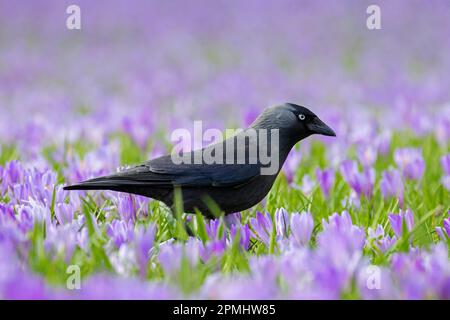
xmin=1 ymin=0 xmax=449 ymax=158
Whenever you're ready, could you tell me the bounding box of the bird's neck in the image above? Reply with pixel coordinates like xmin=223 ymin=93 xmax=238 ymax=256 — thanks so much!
xmin=277 ymin=129 xmax=304 ymax=166
xmin=248 ymin=127 xmax=304 ymax=174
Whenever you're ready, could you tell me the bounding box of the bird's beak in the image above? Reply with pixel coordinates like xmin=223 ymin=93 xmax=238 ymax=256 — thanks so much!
xmin=307 ymin=117 xmax=336 ymax=137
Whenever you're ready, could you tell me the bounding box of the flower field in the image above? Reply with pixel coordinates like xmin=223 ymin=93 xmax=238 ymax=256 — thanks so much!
xmin=0 ymin=1 xmax=449 ymax=299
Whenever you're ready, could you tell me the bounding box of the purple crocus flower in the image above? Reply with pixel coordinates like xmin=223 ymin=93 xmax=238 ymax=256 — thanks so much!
xmin=44 ymin=224 xmax=77 ymax=263
xmin=249 ymin=212 xmax=273 ymax=246
xmin=157 ymin=242 xmax=183 ymax=275
xmin=0 ymin=203 xmax=32 ymax=247
xmin=0 ymin=203 xmax=16 ymax=221
xmin=380 ymin=168 xmax=404 ymax=205
xmin=367 ymin=224 xmax=397 ymax=253
xmin=394 ymin=148 xmax=425 ymax=180
xmin=435 ymin=212 xmax=450 ymax=240
xmin=0 ymin=170 xmax=6 ymax=197
xmin=425 ymin=244 xmax=450 ymax=299
xmin=34 ymin=169 xmax=57 ymax=205
xmin=320 ymin=211 xmax=366 ymax=254
xmin=290 ymin=211 xmax=314 ymax=247
xmin=440 ymin=154 xmax=450 ymax=175
xmin=249 ymin=256 xmax=281 ymax=285
xmin=275 ymin=208 xmax=289 ymax=238
xmin=340 ymin=160 xmax=375 ymax=198
xmin=375 ymin=131 xmax=391 ymax=155
xmin=2 ymin=160 xmax=24 ymax=190
xmin=299 ymin=174 xmax=315 ymax=195
xmin=15 ymin=205 xmax=35 ymax=233
xmin=53 ymin=185 xmax=69 ymax=206
xmin=134 ymin=224 xmax=156 ymax=277
xmin=158 ymin=239 xmax=201 ymax=275
xmin=133 ymin=195 xmax=150 ymax=218
xmin=357 ymin=145 xmax=377 ymax=167
xmin=229 ymin=223 xmax=251 ymax=250
xmin=109 ymin=244 xmax=139 ymax=276
xmin=24 ymin=199 xmax=52 ymax=226
xmin=10 ymin=183 xmax=31 ymax=204
xmin=200 ymin=219 xmax=228 ymax=260
xmin=442 ymin=176 xmax=450 ymax=191
xmin=389 ymin=249 xmax=437 ymax=299
xmin=205 ymin=218 xmax=225 ymax=241
xmin=434 ymin=116 xmax=450 ymax=147
xmin=224 ymin=212 xmax=242 ymax=226
xmin=378 ymin=235 xmax=398 ymax=253
xmin=76 ymin=227 xmax=89 ymax=252
xmin=388 ymin=209 xmax=414 ymax=238
xmin=200 ymin=240 xmax=226 ymax=262
xmin=64 ymin=143 xmax=120 ymax=185
xmin=314 ymin=212 xmax=366 ymax=295
xmin=121 ymin=113 xmax=154 ymax=150
xmin=116 ymin=194 xmax=136 ymax=222
xmin=106 ymin=220 xmax=135 ymax=248
xmin=441 ymin=154 xmax=450 ymax=191
xmin=9 ymin=167 xmax=56 ymax=206
xmin=283 ymin=149 xmax=302 ymax=184
xmin=69 ymin=191 xmax=83 ymax=211
xmin=323 ymin=211 xmax=354 ymax=231
xmin=54 ymin=203 xmax=75 ymax=225
xmin=315 ymin=168 xmax=335 ymax=197
xmin=368 ymin=224 xmax=385 ymax=239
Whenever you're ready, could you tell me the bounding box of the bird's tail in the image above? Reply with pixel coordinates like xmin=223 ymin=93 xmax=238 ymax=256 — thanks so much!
xmin=63 ymin=176 xmax=134 ymax=191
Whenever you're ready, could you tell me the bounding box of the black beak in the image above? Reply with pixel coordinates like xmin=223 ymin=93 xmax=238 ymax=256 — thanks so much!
xmin=307 ymin=117 xmax=336 ymax=137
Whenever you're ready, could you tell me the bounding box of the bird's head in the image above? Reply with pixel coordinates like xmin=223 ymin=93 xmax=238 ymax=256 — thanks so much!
xmin=251 ymin=103 xmax=336 ymax=141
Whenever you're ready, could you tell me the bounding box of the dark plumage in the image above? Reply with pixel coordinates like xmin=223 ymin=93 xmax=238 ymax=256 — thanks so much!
xmin=64 ymin=103 xmax=335 ymax=217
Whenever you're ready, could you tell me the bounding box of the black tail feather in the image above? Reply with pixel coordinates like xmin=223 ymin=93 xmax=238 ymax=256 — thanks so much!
xmin=63 ymin=176 xmax=146 ymax=191
xmin=63 ymin=183 xmax=116 ymax=191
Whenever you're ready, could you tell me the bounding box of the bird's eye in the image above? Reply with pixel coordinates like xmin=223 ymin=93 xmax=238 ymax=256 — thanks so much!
xmin=298 ymin=114 xmax=306 ymax=120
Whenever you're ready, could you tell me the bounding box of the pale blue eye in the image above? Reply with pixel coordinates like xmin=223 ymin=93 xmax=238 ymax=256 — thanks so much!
xmin=299 ymin=114 xmax=305 ymax=120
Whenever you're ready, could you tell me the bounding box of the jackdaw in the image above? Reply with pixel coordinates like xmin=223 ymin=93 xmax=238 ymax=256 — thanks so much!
xmin=64 ymin=103 xmax=335 ymax=217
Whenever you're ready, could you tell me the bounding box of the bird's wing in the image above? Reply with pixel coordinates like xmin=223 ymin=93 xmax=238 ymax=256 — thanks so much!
xmin=69 ymin=132 xmax=269 ymax=190
xmin=110 ymin=155 xmax=261 ymax=188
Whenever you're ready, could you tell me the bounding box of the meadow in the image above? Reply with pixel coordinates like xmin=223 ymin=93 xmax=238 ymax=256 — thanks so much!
xmin=0 ymin=1 xmax=449 ymax=299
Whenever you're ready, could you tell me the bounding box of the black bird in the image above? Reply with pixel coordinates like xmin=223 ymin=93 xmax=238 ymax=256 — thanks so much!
xmin=64 ymin=103 xmax=335 ymax=217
